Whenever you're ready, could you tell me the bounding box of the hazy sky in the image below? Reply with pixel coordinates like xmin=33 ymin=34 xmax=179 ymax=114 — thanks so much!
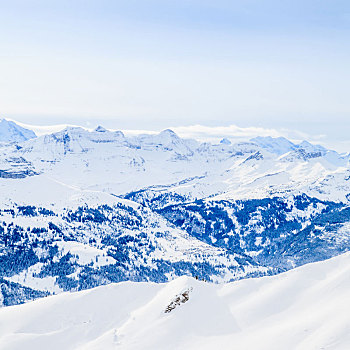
xmin=1 ymin=1 xmax=350 ymax=149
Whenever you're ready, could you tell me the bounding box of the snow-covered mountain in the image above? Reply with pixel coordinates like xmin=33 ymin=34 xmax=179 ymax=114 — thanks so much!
xmin=0 ymin=252 xmax=349 ymax=350
xmin=0 ymin=120 xmax=350 ymax=306
xmin=1 ymin=124 xmax=349 ymax=200
xmin=0 ymin=119 xmax=36 ymax=144
xmin=250 ymin=135 xmax=297 ymax=155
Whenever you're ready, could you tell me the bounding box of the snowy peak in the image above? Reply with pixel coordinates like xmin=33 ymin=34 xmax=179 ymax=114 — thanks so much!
xmin=129 ymin=129 xmax=194 ymax=156
xmin=27 ymin=126 xmax=126 ymax=153
xmin=36 ymin=127 xmax=188 ymax=154
xmin=94 ymin=125 xmax=108 ymax=132
xmin=250 ymin=136 xmax=296 ymax=155
xmin=0 ymin=119 xmax=36 ymax=143
xmin=280 ymin=141 xmax=339 ymax=163
xmin=155 ymin=129 xmax=183 ymax=147
xmin=298 ymin=140 xmax=321 ymax=148
xmin=220 ymin=138 xmax=231 ymax=145
xmin=297 ymin=140 xmax=327 ymax=153
xmin=159 ymin=128 xmax=178 ymax=137
xmin=250 ymin=136 xmax=345 ymax=165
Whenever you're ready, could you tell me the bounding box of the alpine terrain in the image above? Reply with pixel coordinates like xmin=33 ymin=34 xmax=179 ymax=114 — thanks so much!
xmin=0 ymin=118 xmax=349 ymax=308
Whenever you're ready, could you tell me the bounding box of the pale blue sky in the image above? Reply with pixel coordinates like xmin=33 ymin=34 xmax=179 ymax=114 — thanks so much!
xmin=1 ymin=1 xmax=350 ymax=148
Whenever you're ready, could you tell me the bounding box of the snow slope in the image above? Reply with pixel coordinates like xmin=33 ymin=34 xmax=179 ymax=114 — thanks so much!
xmin=0 ymin=119 xmax=36 ymax=143
xmin=0 ymin=252 xmax=349 ymax=350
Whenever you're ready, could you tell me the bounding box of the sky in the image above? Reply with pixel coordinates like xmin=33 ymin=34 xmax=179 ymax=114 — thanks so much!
xmin=1 ymin=1 xmax=350 ymax=150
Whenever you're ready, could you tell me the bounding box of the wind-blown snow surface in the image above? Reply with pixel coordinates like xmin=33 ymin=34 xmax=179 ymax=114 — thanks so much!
xmin=0 ymin=253 xmax=349 ymax=350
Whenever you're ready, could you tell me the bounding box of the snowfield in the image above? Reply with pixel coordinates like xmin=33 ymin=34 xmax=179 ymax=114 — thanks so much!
xmin=0 ymin=253 xmax=349 ymax=350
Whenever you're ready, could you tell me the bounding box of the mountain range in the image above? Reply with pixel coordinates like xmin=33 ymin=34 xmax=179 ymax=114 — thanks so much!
xmin=0 ymin=118 xmax=349 ymax=306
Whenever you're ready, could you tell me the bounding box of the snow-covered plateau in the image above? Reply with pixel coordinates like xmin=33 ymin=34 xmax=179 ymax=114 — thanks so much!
xmin=0 ymin=252 xmax=349 ymax=350
xmin=0 ymin=118 xmax=349 ymax=311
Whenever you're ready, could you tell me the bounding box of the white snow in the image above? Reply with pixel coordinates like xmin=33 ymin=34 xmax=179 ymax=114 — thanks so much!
xmin=0 ymin=123 xmax=350 ymax=207
xmin=54 ymin=241 xmax=116 ymax=267
xmin=0 ymin=119 xmax=36 ymax=143
xmin=0 ymin=253 xmax=349 ymax=350
xmin=5 ymin=263 xmax=62 ymax=294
